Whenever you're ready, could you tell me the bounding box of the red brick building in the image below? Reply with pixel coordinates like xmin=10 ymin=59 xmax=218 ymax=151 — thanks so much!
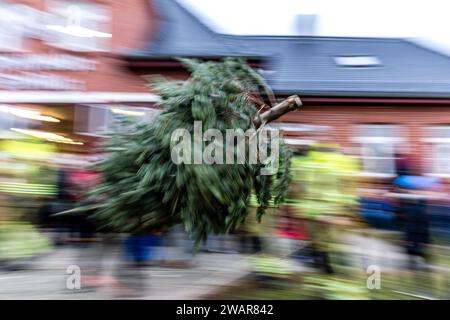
xmin=0 ymin=0 xmax=158 ymax=153
xmin=124 ymin=0 xmax=450 ymax=181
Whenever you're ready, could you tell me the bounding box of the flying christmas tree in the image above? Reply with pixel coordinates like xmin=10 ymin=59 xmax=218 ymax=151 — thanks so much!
xmin=87 ymin=58 xmax=302 ymax=244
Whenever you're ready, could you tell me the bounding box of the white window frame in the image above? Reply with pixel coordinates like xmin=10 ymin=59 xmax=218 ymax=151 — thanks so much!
xmin=334 ymin=55 xmax=382 ymax=67
xmin=267 ymin=122 xmax=330 ymax=133
xmin=423 ymin=126 xmax=450 ymax=177
xmin=74 ymin=105 xmax=160 ymax=137
xmin=352 ymin=125 xmax=405 ymax=177
xmin=267 ymin=123 xmax=329 ymax=147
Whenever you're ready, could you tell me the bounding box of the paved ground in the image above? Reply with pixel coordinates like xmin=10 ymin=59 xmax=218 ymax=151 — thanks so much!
xmin=0 ymin=245 xmax=257 ymax=299
xmin=2 ymin=233 xmax=450 ymax=300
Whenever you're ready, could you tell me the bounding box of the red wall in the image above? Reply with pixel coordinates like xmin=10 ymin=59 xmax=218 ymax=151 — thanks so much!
xmin=1 ymin=0 xmax=156 ymax=93
xmin=280 ymin=104 xmax=450 ymax=175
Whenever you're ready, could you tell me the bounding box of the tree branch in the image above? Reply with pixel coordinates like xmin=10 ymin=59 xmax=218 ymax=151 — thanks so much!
xmin=253 ymin=95 xmax=302 ymax=128
xmin=246 ymin=92 xmax=270 ymax=111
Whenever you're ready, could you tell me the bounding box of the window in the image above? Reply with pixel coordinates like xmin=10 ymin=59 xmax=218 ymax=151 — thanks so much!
xmin=334 ymin=56 xmax=382 ymax=67
xmin=0 ymin=2 xmax=31 ymax=51
xmin=267 ymin=123 xmax=329 ymax=133
xmin=108 ymin=107 xmax=160 ymax=134
xmin=74 ymin=105 xmax=160 ymax=136
xmin=0 ymin=109 xmax=29 ymax=139
xmin=352 ymin=125 xmax=404 ymax=175
xmin=424 ymin=126 xmax=450 ymax=176
xmin=45 ymin=0 xmax=111 ymax=52
xmin=267 ymin=123 xmax=330 ymax=147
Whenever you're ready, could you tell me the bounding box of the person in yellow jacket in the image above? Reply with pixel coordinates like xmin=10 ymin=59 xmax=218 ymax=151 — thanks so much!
xmin=0 ymin=138 xmax=58 ymax=198
xmin=0 ymin=138 xmax=55 ymax=263
xmin=287 ymin=143 xmax=361 ymax=273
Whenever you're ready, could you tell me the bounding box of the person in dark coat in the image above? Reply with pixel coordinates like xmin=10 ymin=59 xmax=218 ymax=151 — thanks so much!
xmin=392 ymin=173 xmax=437 ymax=270
xmin=395 ymin=152 xmax=413 ymax=177
xmin=397 ymin=194 xmax=430 ymax=269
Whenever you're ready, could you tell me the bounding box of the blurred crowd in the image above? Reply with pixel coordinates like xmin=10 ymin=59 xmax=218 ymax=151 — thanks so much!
xmin=1 ymin=134 xmax=450 ymax=298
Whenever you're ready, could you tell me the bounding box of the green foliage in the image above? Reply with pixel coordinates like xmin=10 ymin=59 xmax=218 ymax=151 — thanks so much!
xmin=88 ymin=58 xmax=291 ymax=244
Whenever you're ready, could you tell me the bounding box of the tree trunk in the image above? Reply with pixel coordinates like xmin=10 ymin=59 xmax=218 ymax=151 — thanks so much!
xmin=253 ymin=95 xmax=302 ymax=128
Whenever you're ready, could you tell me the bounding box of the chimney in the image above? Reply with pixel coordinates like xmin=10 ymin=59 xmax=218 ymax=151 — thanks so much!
xmin=295 ymin=14 xmax=318 ymax=36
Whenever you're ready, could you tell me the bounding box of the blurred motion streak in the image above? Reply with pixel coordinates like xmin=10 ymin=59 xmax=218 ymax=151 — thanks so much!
xmin=1 ymin=0 xmax=450 ymax=300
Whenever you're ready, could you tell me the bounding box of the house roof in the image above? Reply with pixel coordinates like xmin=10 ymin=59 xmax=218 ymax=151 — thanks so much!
xmin=244 ymin=36 xmax=450 ymax=97
xmin=127 ymin=0 xmax=450 ymax=98
xmin=128 ymin=0 xmax=263 ymax=58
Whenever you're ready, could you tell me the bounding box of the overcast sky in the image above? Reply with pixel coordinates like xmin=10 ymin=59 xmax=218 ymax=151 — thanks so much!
xmin=181 ymin=0 xmax=450 ymax=54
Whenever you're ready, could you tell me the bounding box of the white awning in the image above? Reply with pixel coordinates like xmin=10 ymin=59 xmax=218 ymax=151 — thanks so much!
xmin=0 ymin=91 xmax=160 ymax=103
